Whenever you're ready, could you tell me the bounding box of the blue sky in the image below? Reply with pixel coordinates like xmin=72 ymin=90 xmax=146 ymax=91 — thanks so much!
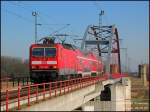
xmin=1 ymin=1 xmax=149 ymax=72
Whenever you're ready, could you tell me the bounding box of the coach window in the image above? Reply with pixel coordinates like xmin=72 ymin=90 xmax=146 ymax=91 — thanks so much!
xmin=32 ymin=48 xmax=44 ymax=56
xmin=45 ymin=48 xmax=56 ymax=57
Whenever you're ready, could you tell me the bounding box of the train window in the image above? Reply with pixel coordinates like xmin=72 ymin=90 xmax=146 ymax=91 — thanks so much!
xmin=32 ymin=48 xmax=44 ymax=56
xmin=45 ymin=48 xmax=56 ymax=57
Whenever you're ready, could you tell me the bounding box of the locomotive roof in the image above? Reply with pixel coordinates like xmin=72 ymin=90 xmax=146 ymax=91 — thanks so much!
xmin=31 ymin=43 xmax=78 ymax=49
xmin=31 ymin=43 xmax=95 ymax=56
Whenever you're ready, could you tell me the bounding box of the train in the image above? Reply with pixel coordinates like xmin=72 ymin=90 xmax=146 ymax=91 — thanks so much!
xmin=29 ymin=37 xmax=104 ymax=83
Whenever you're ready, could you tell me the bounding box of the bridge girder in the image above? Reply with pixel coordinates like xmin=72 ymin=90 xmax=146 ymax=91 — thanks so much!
xmin=81 ymin=25 xmax=121 ymax=77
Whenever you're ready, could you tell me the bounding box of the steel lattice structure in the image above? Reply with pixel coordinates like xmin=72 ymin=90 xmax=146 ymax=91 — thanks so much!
xmin=81 ymin=25 xmax=121 ymax=78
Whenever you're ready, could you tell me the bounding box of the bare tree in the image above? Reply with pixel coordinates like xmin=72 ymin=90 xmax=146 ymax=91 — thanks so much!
xmin=1 ymin=56 xmax=29 ymax=78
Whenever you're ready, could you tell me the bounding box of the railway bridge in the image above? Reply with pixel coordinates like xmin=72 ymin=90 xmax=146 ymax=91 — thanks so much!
xmin=1 ymin=74 xmax=131 ymax=111
xmin=1 ymin=22 xmax=132 ymax=111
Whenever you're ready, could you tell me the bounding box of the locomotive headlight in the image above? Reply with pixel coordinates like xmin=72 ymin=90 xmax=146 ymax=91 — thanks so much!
xmin=32 ymin=65 xmax=37 ymax=69
xmin=53 ymin=66 xmax=57 ymax=69
xmin=49 ymin=65 xmax=57 ymax=69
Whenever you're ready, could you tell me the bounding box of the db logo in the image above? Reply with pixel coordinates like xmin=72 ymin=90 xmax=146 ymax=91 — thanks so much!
xmin=42 ymin=61 xmax=47 ymax=64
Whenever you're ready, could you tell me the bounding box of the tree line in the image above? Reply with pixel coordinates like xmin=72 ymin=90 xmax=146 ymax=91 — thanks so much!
xmin=1 ymin=56 xmax=29 ymax=78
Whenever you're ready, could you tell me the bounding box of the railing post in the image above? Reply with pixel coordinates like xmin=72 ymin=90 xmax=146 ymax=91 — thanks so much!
xmin=77 ymin=78 xmax=79 ymax=89
xmin=82 ymin=79 xmax=84 ymax=88
xmin=36 ymin=84 xmax=38 ymax=102
xmin=79 ymin=78 xmax=80 ymax=88
xmin=88 ymin=77 xmax=90 ymax=86
xmin=77 ymin=78 xmax=80 ymax=88
xmin=88 ymin=78 xmax=91 ymax=85
xmin=78 ymin=78 xmax=80 ymax=88
xmin=73 ymin=79 xmax=74 ymax=90
xmin=22 ymin=78 xmax=24 ymax=86
xmin=13 ymin=78 xmax=15 ymax=87
xmin=64 ymin=81 xmax=66 ymax=94
xmin=18 ymin=86 xmax=20 ymax=110
xmin=43 ymin=83 xmax=45 ymax=99
xmin=72 ymin=79 xmax=74 ymax=90
xmin=89 ymin=78 xmax=91 ymax=85
xmin=84 ymin=78 xmax=86 ymax=87
xmin=49 ymin=82 xmax=51 ymax=98
xmin=73 ymin=79 xmax=75 ymax=89
xmin=18 ymin=78 xmax=20 ymax=86
xmin=88 ymin=78 xmax=90 ymax=86
xmin=86 ymin=78 xmax=88 ymax=86
xmin=92 ymin=79 xmax=94 ymax=84
xmin=76 ymin=79 xmax=77 ymax=89
xmin=83 ymin=78 xmax=85 ymax=87
xmin=6 ymin=78 xmax=8 ymax=88
xmin=80 ymin=78 xmax=82 ymax=88
xmin=68 ymin=80 xmax=69 ymax=92
xmin=6 ymin=89 xmax=8 ymax=112
xmin=55 ymin=82 xmax=57 ymax=97
xmin=71 ymin=80 xmax=72 ymax=91
xmin=81 ymin=78 xmax=83 ymax=88
xmin=28 ymin=84 xmax=30 ymax=106
xmin=60 ymin=81 xmax=62 ymax=95
xmin=76 ymin=79 xmax=78 ymax=89
xmin=91 ymin=79 xmax=93 ymax=85
xmin=85 ymin=78 xmax=87 ymax=86
xmin=74 ymin=79 xmax=76 ymax=89
xmin=27 ymin=77 xmax=29 ymax=85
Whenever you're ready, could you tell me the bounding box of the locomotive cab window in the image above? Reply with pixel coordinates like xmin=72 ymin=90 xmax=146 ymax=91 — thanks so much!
xmin=45 ymin=48 xmax=56 ymax=57
xmin=32 ymin=48 xmax=44 ymax=56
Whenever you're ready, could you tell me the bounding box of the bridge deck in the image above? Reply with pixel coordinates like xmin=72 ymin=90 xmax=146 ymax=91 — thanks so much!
xmin=1 ymin=74 xmax=127 ymax=111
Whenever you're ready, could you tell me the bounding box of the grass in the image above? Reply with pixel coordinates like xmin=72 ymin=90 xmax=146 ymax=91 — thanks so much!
xmin=130 ymin=76 xmax=149 ymax=110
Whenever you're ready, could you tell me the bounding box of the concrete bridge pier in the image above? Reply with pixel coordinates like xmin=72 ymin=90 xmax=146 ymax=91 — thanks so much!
xmin=110 ymin=77 xmax=131 ymax=111
xmin=82 ymin=77 xmax=131 ymax=111
xmin=12 ymin=77 xmax=130 ymax=111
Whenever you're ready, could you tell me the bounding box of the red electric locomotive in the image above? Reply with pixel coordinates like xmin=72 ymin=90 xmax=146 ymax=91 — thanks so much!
xmin=29 ymin=37 xmax=103 ymax=83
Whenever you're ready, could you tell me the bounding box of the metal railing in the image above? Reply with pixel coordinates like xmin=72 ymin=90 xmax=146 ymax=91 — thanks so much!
xmin=2 ymin=74 xmax=128 ymax=111
xmin=3 ymin=76 xmax=108 ymax=111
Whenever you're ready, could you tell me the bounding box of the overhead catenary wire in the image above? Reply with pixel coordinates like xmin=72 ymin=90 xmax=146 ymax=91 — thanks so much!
xmin=51 ymin=24 xmax=70 ymax=35
xmin=9 ymin=2 xmax=54 ymax=25
xmin=9 ymin=2 xmax=72 ymax=35
xmin=9 ymin=2 xmax=34 ymax=14
xmin=7 ymin=2 xmax=62 ymax=36
xmin=16 ymin=1 xmax=57 ymax=23
xmin=2 ymin=8 xmax=33 ymax=23
xmin=4 ymin=2 xmax=85 ymax=46
xmin=38 ymin=16 xmax=55 ymax=31
xmin=11 ymin=1 xmax=67 ymax=25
